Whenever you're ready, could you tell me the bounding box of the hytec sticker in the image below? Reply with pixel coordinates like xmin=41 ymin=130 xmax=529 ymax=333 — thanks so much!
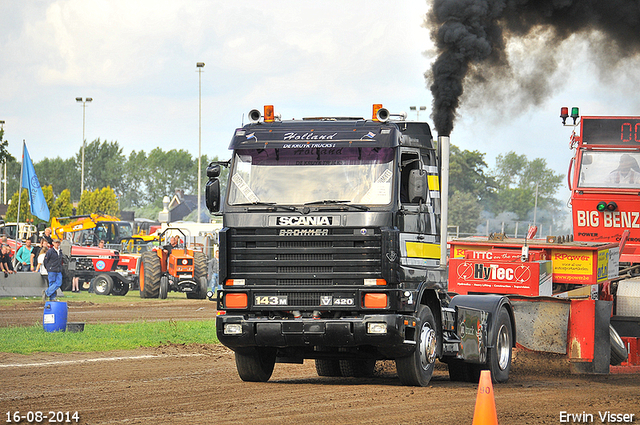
xmin=456 ymin=262 xmax=532 ymax=283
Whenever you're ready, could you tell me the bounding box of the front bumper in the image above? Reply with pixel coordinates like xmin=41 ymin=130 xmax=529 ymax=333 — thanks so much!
xmin=216 ymin=313 xmax=419 ymax=357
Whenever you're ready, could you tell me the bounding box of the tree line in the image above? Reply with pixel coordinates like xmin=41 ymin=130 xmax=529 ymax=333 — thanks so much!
xmin=0 ymin=128 xmax=563 ymax=234
xmin=0 ymin=129 xmax=227 ymax=224
xmin=448 ymin=146 xmax=564 ymax=236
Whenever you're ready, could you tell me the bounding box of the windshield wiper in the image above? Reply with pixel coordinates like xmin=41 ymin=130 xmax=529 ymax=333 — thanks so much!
xmin=304 ymin=199 xmax=350 ymax=205
xmin=304 ymin=200 xmax=369 ymax=211
xmin=233 ymin=202 xmax=297 ymax=212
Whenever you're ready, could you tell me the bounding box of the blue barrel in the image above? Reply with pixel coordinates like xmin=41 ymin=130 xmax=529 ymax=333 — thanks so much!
xmin=43 ymin=301 xmax=68 ymax=332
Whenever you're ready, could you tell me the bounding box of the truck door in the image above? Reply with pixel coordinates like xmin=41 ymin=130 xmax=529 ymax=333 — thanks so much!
xmin=397 ymin=149 xmax=441 ymax=270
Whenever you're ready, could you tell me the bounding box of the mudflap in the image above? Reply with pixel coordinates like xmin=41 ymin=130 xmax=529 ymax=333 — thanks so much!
xmin=508 ymin=295 xmax=571 ymax=354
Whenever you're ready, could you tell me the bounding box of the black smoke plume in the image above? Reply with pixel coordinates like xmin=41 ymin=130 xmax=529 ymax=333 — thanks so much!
xmin=427 ymin=0 xmax=640 ymax=136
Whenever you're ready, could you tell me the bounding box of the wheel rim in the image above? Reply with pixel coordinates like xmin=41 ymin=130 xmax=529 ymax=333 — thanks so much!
xmin=496 ymin=324 xmax=510 ymax=370
xmin=419 ymin=322 xmax=437 ymax=370
xmin=95 ymin=278 xmax=107 ymax=293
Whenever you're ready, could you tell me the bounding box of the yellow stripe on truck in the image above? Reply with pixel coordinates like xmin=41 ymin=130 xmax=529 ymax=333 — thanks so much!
xmin=405 ymin=241 xmax=441 ymax=259
xmin=427 ymin=175 xmax=439 ymax=191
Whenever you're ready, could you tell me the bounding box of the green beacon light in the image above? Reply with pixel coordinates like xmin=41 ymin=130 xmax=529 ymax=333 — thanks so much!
xmin=571 ymin=107 xmax=580 ymax=124
xmin=596 ymin=201 xmax=608 ymax=212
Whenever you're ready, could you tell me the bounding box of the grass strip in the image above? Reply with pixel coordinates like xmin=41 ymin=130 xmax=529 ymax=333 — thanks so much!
xmin=0 ymin=319 xmax=219 ymax=354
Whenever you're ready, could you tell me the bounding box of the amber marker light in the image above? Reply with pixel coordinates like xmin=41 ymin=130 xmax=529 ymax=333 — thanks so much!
xmin=225 ymin=293 xmax=248 ymax=309
xmin=364 ymin=293 xmax=388 ymax=309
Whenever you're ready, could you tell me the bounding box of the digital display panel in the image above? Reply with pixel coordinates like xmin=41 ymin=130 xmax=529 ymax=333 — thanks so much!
xmin=582 ymin=117 xmax=640 ymax=145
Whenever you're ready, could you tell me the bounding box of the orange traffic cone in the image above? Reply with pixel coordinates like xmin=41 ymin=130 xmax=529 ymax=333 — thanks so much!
xmin=472 ymin=370 xmax=498 ymax=425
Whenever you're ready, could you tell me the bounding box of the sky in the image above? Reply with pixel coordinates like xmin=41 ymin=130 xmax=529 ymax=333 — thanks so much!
xmin=3 ymin=0 xmax=640 ymax=211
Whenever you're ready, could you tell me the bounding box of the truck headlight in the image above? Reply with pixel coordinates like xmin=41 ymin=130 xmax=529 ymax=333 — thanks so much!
xmin=367 ymin=322 xmax=387 ymax=334
xmin=224 ymin=324 xmax=243 ymax=335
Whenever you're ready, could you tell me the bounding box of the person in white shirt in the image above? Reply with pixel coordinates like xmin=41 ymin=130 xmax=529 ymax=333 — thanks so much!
xmin=606 ymin=154 xmax=640 ymax=186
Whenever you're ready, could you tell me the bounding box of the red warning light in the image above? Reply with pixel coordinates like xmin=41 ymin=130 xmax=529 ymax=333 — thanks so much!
xmin=560 ymin=107 xmax=569 ymax=125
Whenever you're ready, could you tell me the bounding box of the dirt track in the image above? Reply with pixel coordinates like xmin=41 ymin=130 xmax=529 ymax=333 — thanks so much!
xmin=1 ymin=300 xmax=639 ymax=425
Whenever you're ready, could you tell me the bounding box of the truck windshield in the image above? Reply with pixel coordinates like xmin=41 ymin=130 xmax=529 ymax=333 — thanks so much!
xmin=579 ymin=151 xmax=640 ymax=189
xmin=227 ymin=147 xmax=395 ymax=205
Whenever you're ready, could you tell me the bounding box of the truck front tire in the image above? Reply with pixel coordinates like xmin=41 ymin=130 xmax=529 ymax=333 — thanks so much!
xmin=235 ymin=347 xmax=277 ymax=382
xmin=396 ymin=305 xmax=438 ymax=386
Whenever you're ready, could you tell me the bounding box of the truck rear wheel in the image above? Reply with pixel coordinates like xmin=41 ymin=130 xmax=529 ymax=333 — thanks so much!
xmin=235 ymin=347 xmax=277 ymax=382
xmin=139 ymin=251 xmax=160 ymax=298
xmin=92 ymin=274 xmax=113 ymax=296
xmin=395 ymin=305 xmax=438 ymax=386
xmin=447 ymin=359 xmax=472 ymax=382
xmin=315 ymin=359 xmax=342 ymax=377
xmin=339 ymin=359 xmax=376 ymax=378
xmin=486 ymin=307 xmax=512 ymax=383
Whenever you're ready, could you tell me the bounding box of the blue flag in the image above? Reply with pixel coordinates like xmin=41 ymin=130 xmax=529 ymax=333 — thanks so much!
xmin=21 ymin=143 xmax=50 ymax=222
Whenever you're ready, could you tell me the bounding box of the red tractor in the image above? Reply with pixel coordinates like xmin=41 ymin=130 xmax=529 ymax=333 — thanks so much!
xmin=137 ymin=229 xmax=208 ymax=299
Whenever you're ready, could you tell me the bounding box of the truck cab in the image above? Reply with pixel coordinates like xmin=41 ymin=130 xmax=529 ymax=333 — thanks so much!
xmin=568 ymin=114 xmax=640 ymax=265
xmin=206 ymin=105 xmax=515 ymax=386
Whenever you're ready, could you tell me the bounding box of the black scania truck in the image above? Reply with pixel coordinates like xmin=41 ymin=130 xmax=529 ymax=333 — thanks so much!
xmin=206 ymin=105 xmax=515 ymax=386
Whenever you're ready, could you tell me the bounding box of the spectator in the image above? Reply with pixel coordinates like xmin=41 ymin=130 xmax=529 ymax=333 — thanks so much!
xmin=42 ymin=239 xmax=64 ymax=302
xmin=15 ymin=239 xmax=33 ymax=271
xmin=35 ymin=244 xmax=48 ymax=287
xmin=0 ymin=244 xmax=16 ymax=276
xmin=30 ymin=238 xmax=48 ymax=272
xmin=42 ymin=227 xmax=54 ymax=245
xmin=209 ymin=249 xmax=220 ymax=292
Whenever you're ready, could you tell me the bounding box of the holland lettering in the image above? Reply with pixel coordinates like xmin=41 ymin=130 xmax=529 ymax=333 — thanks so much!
xmin=283 ymin=132 xmax=338 ymax=141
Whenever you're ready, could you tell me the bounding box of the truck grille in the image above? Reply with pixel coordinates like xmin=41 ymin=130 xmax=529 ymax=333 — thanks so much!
xmin=227 ymin=227 xmax=382 ymax=286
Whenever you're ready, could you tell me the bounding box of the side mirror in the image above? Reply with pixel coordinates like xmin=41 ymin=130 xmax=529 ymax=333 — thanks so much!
xmin=207 ymin=164 xmax=221 ymax=178
xmin=206 ymin=178 xmax=221 ymax=213
xmin=408 ymin=169 xmax=427 ymax=203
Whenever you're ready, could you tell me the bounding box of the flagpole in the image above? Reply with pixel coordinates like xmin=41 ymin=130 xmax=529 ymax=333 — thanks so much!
xmin=16 ymin=141 xmax=25 ymax=238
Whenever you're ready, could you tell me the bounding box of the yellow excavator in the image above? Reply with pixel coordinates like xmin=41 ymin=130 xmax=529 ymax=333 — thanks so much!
xmin=51 ymin=214 xmax=157 ymax=247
